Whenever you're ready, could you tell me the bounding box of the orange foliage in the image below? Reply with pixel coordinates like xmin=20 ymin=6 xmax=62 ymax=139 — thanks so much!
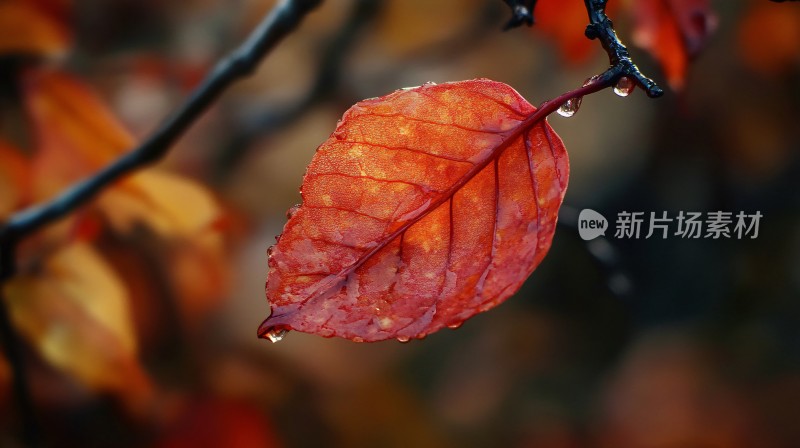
xmin=738 ymin=1 xmax=800 ymax=77
xmin=0 ymin=0 xmax=70 ymax=57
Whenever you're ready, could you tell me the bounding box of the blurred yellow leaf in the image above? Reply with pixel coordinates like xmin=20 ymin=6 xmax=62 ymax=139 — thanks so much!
xmin=0 ymin=139 xmax=30 ymax=219
xmin=98 ymin=170 xmax=220 ymax=237
xmin=23 ymin=69 xmax=221 ymax=237
xmin=0 ymin=1 xmax=69 ymax=58
xmin=3 ymin=243 xmax=151 ymax=397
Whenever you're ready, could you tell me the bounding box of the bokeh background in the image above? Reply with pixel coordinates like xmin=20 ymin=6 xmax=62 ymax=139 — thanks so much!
xmin=1 ymin=0 xmax=800 ymax=447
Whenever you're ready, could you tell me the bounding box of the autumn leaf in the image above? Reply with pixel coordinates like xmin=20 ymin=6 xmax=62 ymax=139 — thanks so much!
xmin=3 ymin=243 xmax=152 ymax=400
xmin=0 ymin=0 xmax=70 ymax=58
xmin=23 ymin=69 xmax=221 ymax=238
xmin=631 ymin=0 xmax=717 ymax=90
xmin=260 ymin=79 xmax=568 ymax=342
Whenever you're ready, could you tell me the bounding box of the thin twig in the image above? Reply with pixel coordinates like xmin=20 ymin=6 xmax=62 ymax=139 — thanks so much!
xmin=0 ymin=0 xmax=322 ymax=243
xmin=583 ymin=0 xmax=663 ymax=97
xmin=0 ymin=0 xmax=322 ymax=444
xmin=215 ymin=0 xmax=382 ymax=177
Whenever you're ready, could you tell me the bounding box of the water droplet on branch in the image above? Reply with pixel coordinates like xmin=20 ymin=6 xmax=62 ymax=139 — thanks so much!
xmin=613 ymin=76 xmax=635 ymax=97
xmin=557 ymin=97 xmax=582 ymax=118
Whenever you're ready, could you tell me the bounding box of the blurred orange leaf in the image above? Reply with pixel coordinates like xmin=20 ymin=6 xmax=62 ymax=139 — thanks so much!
xmin=23 ymin=69 xmax=221 ymax=238
xmin=738 ymin=1 xmax=800 ymax=77
xmin=534 ymin=0 xmax=619 ymax=65
xmin=260 ymin=79 xmax=568 ymax=342
xmin=0 ymin=139 xmax=30 ymax=219
xmin=0 ymin=0 xmax=70 ymax=58
xmin=3 ymin=242 xmax=151 ymax=399
xmin=631 ymin=0 xmax=717 ymax=90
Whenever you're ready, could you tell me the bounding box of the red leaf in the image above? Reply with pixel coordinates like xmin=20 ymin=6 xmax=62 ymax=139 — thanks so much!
xmin=631 ymin=0 xmax=717 ymax=90
xmin=259 ymin=79 xmax=568 ymax=342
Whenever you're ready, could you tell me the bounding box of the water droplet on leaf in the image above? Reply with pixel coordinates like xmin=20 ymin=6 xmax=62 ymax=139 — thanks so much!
xmin=263 ymin=327 xmax=288 ymax=343
xmin=613 ymin=76 xmax=635 ymax=97
xmin=447 ymin=322 xmax=462 ymax=330
xmin=397 ymin=336 xmax=410 ymax=343
xmin=557 ymin=97 xmax=582 ymax=118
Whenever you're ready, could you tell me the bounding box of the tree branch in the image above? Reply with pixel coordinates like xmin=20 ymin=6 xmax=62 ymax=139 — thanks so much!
xmin=0 ymin=0 xmax=322 ymax=244
xmin=502 ymin=0 xmax=664 ymax=98
xmin=583 ymin=0 xmax=663 ymax=97
xmin=215 ymin=0 xmax=382 ymax=177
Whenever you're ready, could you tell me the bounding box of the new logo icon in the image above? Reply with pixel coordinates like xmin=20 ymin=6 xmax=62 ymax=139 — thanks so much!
xmin=578 ymin=209 xmax=608 ymax=241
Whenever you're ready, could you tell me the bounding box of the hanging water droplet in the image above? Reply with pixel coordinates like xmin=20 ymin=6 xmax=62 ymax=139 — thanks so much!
xmin=263 ymin=327 xmax=288 ymax=343
xmin=274 ymin=233 xmax=282 ymax=243
xmin=557 ymin=96 xmax=582 ymax=118
xmin=286 ymin=204 xmax=301 ymax=219
xmin=613 ymin=76 xmax=635 ymax=97
xmin=397 ymin=336 xmax=410 ymax=343
xmin=447 ymin=322 xmax=463 ymax=330
xmin=352 ymin=336 xmax=364 ymax=343
xmin=267 ymin=246 xmax=275 ymax=257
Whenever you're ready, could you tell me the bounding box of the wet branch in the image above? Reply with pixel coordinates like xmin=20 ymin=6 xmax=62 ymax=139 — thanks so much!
xmin=0 ymin=0 xmax=322 ymax=445
xmin=502 ymin=0 xmax=664 ymax=98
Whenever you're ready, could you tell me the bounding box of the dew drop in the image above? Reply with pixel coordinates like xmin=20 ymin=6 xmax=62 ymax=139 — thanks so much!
xmin=267 ymin=246 xmax=275 ymax=257
xmin=352 ymin=336 xmax=365 ymax=343
xmin=286 ymin=204 xmax=301 ymax=220
xmin=397 ymin=336 xmax=410 ymax=343
xmin=613 ymin=76 xmax=635 ymax=97
xmin=447 ymin=322 xmax=463 ymax=330
xmin=274 ymin=233 xmax=282 ymax=243
xmin=263 ymin=327 xmax=288 ymax=343
xmin=557 ymin=97 xmax=582 ymax=118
